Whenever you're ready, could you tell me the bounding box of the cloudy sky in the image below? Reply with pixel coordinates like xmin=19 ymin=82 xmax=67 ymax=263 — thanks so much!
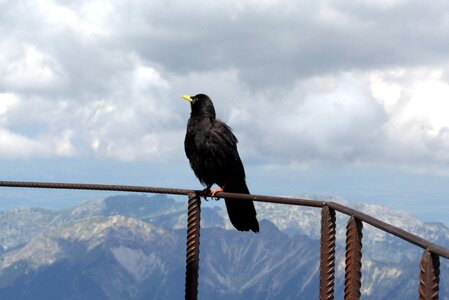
xmin=1 ymin=0 xmax=449 ymax=223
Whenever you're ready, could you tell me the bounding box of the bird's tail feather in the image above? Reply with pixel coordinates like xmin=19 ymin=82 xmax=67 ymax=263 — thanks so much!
xmin=224 ymin=182 xmax=259 ymax=233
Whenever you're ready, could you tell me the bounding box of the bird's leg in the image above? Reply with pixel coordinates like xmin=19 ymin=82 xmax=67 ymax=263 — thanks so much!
xmin=200 ymin=184 xmax=213 ymax=200
xmin=211 ymin=185 xmax=225 ymax=200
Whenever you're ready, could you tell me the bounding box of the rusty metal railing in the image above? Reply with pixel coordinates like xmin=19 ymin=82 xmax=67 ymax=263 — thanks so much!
xmin=0 ymin=180 xmax=448 ymax=300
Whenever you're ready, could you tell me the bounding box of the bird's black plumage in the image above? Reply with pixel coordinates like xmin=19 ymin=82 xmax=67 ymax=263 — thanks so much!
xmin=183 ymin=94 xmax=259 ymax=232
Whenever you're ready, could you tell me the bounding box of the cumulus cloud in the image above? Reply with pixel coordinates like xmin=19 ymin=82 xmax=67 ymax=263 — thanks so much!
xmin=108 ymin=0 xmax=449 ymax=86
xmin=0 ymin=44 xmax=65 ymax=91
xmin=1 ymin=0 xmax=449 ymax=174
xmin=0 ymin=93 xmax=19 ymax=115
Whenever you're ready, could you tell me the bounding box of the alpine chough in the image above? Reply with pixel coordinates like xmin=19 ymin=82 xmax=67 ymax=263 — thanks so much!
xmin=182 ymin=94 xmax=259 ymax=233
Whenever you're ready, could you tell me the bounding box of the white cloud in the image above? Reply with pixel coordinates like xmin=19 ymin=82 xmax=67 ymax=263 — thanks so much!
xmin=54 ymin=129 xmax=77 ymax=157
xmin=366 ymin=67 xmax=449 ymax=171
xmin=0 ymin=44 xmax=64 ymax=91
xmin=0 ymin=129 xmax=49 ymax=158
xmin=370 ymin=68 xmax=449 ymax=130
xmin=132 ymin=65 xmax=169 ymax=93
xmin=0 ymin=0 xmax=449 ymax=174
xmin=224 ymin=73 xmax=387 ymax=164
xmin=0 ymin=93 xmax=20 ymax=115
xmin=18 ymin=0 xmax=114 ymax=41
xmin=400 ymin=75 xmax=449 ymax=135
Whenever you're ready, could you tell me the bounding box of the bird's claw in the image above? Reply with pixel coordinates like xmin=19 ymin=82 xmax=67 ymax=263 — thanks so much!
xmin=200 ymin=186 xmax=211 ymax=201
xmin=198 ymin=186 xmax=223 ymax=201
xmin=211 ymin=187 xmax=223 ymax=200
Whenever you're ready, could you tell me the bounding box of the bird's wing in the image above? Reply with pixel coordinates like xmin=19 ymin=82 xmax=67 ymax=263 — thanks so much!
xmin=210 ymin=121 xmax=258 ymax=232
xmin=185 ymin=117 xmax=246 ymax=186
xmin=206 ymin=119 xmax=246 ymax=181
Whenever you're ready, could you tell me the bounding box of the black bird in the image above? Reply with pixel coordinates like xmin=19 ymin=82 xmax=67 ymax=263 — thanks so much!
xmin=182 ymin=94 xmax=259 ymax=233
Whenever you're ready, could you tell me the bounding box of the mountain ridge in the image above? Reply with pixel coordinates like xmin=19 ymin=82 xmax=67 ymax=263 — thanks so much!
xmin=0 ymin=193 xmax=447 ymax=299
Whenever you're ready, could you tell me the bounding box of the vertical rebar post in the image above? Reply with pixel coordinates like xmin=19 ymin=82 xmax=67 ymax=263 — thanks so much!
xmin=185 ymin=192 xmax=201 ymax=300
xmin=344 ymin=216 xmax=363 ymax=300
xmin=418 ymin=249 xmax=440 ymax=300
xmin=320 ymin=206 xmax=336 ymax=300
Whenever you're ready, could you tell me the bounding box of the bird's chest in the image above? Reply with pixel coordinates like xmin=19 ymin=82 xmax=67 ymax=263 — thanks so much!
xmin=185 ymin=119 xmax=211 ymax=154
xmin=184 ymin=119 xmax=221 ymax=184
xmin=185 ymin=128 xmax=213 ymax=166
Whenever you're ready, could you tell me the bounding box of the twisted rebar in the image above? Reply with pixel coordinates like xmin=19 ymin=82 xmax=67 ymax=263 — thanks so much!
xmin=185 ymin=192 xmax=201 ymax=300
xmin=344 ymin=216 xmax=363 ymax=300
xmin=418 ymin=249 xmax=440 ymax=300
xmin=0 ymin=180 xmax=193 ymax=195
xmin=320 ymin=206 xmax=336 ymax=300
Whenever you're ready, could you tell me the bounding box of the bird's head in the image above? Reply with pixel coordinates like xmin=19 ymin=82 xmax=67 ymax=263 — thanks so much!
xmin=182 ymin=94 xmax=216 ymax=118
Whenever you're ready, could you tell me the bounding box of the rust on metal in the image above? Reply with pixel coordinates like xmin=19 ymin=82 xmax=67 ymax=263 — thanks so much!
xmin=0 ymin=180 xmax=194 ymax=196
xmin=2 ymin=179 xmax=449 ymax=299
xmin=418 ymin=249 xmax=440 ymax=300
xmin=0 ymin=180 xmax=325 ymax=208
xmin=327 ymin=202 xmax=449 ymax=260
xmin=1 ymin=181 xmax=448 ymax=257
xmin=344 ymin=216 xmax=363 ymax=300
xmin=185 ymin=192 xmax=201 ymax=300
xmin=320 ymin=206 xmax=336 ymax=300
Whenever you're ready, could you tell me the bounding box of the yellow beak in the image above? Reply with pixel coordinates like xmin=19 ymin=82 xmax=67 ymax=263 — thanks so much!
xmin=182 ymin=95 xmax=193 ymax=102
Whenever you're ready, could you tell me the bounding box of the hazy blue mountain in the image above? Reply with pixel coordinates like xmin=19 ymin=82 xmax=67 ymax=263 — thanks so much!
xmin=0 ymin=216 xmax=186 ymax=300
xmin=0 ymin=207 xmax=60 ymax=254
xmin=0 ymin=194 xmax=447 ymax=299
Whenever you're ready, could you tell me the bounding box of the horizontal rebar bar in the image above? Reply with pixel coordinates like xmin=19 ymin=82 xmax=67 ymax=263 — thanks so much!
xmin=0 ymin=180 xmax=448 ymax=259
xmin=213 ymin=190 xmax=325 ymax=207
xmin=328 ymin=202 xmax=449 ymax=260
xmin=0 ymin=180 xmax=193 ymax=196
xmin=0 ymin=180 xmax=326 ymax=207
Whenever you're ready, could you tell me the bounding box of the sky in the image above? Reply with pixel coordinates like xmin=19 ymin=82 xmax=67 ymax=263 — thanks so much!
xmin=1 ymin=0 xmax=449 ymax=224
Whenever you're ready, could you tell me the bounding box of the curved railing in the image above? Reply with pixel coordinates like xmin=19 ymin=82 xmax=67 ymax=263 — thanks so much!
xmin=0 ymin=180 xmax=447 ymax=300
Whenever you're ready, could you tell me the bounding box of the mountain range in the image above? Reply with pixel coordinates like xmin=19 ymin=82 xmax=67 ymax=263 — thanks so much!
xmin=0 ymin=193 xmax=447 ymax=299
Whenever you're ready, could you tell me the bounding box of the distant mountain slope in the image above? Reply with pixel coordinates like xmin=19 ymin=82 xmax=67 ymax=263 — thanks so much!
xmin=0 ymin=207 xmax=60 ymax=254
xmin=0 ymin=194 xmax=447 ymax=299
xmin=0 ymin=216 xmax=186 ymax=300
xmin=0 ymin=215 xmax=320 ymax=299
xmin=255 ymin=198 xmax=449 ymax=262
